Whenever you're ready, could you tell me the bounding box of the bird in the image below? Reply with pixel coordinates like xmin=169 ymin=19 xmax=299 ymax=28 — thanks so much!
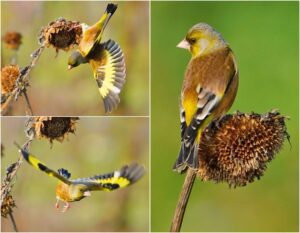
xmin=68 ymin=3 xmax=126 ymax=113
xmin=18 ymin=147 xmax=144 ymax=212
xmin=173 ymin=23 xmax=239 ymax=173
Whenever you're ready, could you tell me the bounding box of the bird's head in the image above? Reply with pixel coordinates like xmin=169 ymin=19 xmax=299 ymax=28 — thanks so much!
xmin=69 ymin=184 xmax=91 ymax=201
xmin=67 ymin=51 xmax=87 ymax=70
xmin=177 ymin=23 xmax=227 ymax=58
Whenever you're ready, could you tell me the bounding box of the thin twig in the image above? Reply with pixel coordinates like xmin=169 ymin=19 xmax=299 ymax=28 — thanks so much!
xmin=22 ymin=90 xmax=34 ymax=116
xmin=1 ymin=140 xmax=33 ymax=213
xmin=8 ymin=211 xmax=18 ymax=232
xmin=170 ymin=169 xmax=196 ymax=232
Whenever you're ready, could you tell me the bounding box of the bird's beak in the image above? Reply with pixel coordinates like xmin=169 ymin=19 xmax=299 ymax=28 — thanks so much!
xmin=68 ymin=65 xmax=73 ymax=70
xmin=83 ymin=191 xmax=91 ymax=197
xmin=177 ymin=39 xmax=190 ymax=50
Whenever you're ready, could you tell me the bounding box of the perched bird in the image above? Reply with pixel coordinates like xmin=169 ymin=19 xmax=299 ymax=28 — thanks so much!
xmin=174 ymin=23 xmax=239 ymax=173
xmin=18 ymin=148 xmax=144 ymax=212
xmin=68 ymin=3 xmax=126 ymax=113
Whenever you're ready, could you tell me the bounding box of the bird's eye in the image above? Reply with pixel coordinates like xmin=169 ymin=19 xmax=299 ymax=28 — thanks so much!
xmin=189 ymin=38 xmax=197 ymax=44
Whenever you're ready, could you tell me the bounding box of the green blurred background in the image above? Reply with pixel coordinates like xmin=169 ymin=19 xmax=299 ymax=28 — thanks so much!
xmin=1 ymin=117 xmax=149 ymax=231
xmin=151 ymin=1 xmax=298 ymax=232
xmin=1 ymin=1 xmax=149 ymax=116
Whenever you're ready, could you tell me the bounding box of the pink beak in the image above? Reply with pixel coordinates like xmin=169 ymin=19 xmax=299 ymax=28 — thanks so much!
xmin=177 ymin=39 xmax=190 ymax=50
xmin=68 ymin=65 xmax=73 ymax=70
xmin=83 ymin=191 xmax=91 ymax=197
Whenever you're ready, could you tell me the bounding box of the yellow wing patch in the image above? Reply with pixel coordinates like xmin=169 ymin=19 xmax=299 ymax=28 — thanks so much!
xmin=95 ymin=40 xmax=126 ymax=113
xmin=72 ymin=163 xmax=144 ymax=192
xmin=19 ymin=148 xmax=71 ymax=185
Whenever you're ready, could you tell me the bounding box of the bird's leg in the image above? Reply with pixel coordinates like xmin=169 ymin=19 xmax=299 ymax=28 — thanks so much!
xmin=55 ymin=198 xmax=60 ymax=210
xmin=61 ymin=202 xmax=70 ymax=213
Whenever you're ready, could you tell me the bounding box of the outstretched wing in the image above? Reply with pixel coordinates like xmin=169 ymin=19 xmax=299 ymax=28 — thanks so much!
xmin=79 ymin=3 xmax=118 ymax=57
xmin=72 ymin=163 xmax=144 ymax=191
xmin=95 ymin=39 xmax=126 ymax=113
xmin=19 ymin=148 xmax=71 ymax=185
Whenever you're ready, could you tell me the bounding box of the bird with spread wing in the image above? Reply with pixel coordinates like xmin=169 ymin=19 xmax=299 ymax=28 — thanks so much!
xmin=18 ymin=147 xmax=144 ymax=212
xmin=68 ymin=3 xmax=126 ymax=113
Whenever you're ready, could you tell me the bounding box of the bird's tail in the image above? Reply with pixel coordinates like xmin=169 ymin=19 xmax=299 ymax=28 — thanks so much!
xmin=173 ymin=141 xmax=199 ymax=173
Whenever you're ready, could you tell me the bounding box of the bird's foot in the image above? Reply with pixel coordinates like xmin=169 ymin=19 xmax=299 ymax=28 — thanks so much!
xmin=55 ymin=199 xmax=60 ymax=210
xmin=61 ymin=202 xmax=70 ymax=213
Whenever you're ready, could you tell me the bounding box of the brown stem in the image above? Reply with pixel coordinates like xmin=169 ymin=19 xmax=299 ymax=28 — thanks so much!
xmin=170 ymin=169 xmax=196 ymax=232
xmin=8 ymin=211 xmax=18 ymax=232
xmin=23 ymin=91 xmax=34 ymax=116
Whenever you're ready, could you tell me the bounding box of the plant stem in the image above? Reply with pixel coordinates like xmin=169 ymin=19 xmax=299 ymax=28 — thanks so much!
xmin=23 ymin=90 xmax=34 ymax=116
xmin=8 ymin=211 xmax=18 ymax=232
xmin=170 ymin=169 xmax=196 ymax=232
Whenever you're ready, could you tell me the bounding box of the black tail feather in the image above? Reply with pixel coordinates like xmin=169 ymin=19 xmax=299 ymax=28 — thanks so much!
xmin=173 ymin=142 xmax=199 ymax=173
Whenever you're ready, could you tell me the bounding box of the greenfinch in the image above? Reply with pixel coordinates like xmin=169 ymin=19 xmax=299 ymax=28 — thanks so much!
xmin=68 ymin=3 xmax=126 ymax=113
xmin=19 ymin=148 xmax=144 ymax=212
xmin=174 ymin=23 xmax=239 ymax=173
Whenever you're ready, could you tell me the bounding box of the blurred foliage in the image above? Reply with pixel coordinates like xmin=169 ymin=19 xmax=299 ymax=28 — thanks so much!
xmin=151 ymin=1 xmax=298 ymax=232
xmin=1 ymin=117 xmax=149 ymax=231
xmin=1 ymin=1 xmax=149 ymax=116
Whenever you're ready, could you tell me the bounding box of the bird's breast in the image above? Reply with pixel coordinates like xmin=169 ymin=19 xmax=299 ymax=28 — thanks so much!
xmin=56 ymin=182 xmax=76 ymax=202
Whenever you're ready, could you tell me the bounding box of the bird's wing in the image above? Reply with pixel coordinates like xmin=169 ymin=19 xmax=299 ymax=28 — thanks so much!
xmin=72 ymin=163 xmax=144 ymax=191
xmin=79 ymin=3 xmax=117 ymax=57
xmin=175 ymin=89 xmax=222 ymax=170
xmin=19 ymin=148 xmax=72 ymax=185
xmin=95 ymin=39 xmax=126 ymax=113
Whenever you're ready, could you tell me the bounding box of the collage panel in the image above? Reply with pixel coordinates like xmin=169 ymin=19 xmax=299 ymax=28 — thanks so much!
xmin=151 ymin=1 xmax=298 ymax=232
xmin=1 ymin=117 xmax=149 ymax=231
xmin=0 ymin=0 xmax=299 ymax=232
xmin=1 ymin=1 xmax=149 ymax=116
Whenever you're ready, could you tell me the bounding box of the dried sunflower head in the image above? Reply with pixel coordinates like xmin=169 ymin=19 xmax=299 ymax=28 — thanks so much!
xmin=25 ymin=117 xmax=79 ymax=144
xmin=2 ymin=31 xmax=22 ymax=50
xmin=38 ymin=18 xmax=82 ymax=52
xmin=198 ymin=111 xmax=288 ymax=187
xmin=1 ymin=65 xmax=20 ymax=95
xmin=1 ymin=195 xmax=16 ymax=218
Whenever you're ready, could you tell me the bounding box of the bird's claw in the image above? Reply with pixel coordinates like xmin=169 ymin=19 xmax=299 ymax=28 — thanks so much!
xmin=61 ymin=203 xmax=70 ymax=213
xmin=55 ymin=200 xmax=70 ymax=213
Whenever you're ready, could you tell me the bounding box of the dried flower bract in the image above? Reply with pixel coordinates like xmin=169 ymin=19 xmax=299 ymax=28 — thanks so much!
xmin=26 ymin=117 xmax=79 ymax=144
xmin=1 ymin=65 xmax=20 ymax=95
xmin=39 ymin=18 xmax=82 ymax=52
xmin=2 ymin=31 xmax=22 ymax=50
xmin=1 ymin=195 xmax=16 ymax=218
xmin=198 ymin=111 xmax=288 ymax=187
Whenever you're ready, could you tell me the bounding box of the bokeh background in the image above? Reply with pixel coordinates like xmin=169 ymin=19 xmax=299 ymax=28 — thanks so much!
xmin=1 ymin=1 xmax=149 ymax=116
xmin=1 ymin=117 xmax=149 ymax=231
xmin=151 ymin=1 xmax=299 ymax=232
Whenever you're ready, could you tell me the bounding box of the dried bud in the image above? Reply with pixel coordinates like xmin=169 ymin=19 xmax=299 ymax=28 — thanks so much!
xmin=39 ymin=18 xmax=82 ymax=52
xmin=26 ymin=117 xmax=79 ymax=144
xmin=2 ymin=31 xmax=22 ymax=50
xmin=198 ymin=111 xmax=288 ymax=187
xmin=1 ymin=65 xmax=20 ymax=95
xmin=1 ymin=195 xmax=16 ymax=218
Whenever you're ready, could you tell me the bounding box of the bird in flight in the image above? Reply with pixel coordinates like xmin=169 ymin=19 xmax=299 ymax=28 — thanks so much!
xmin=18 ymin=147 xmax=144 ymax=212
xmin=68 ymin=3 xmax=126 ymax=113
